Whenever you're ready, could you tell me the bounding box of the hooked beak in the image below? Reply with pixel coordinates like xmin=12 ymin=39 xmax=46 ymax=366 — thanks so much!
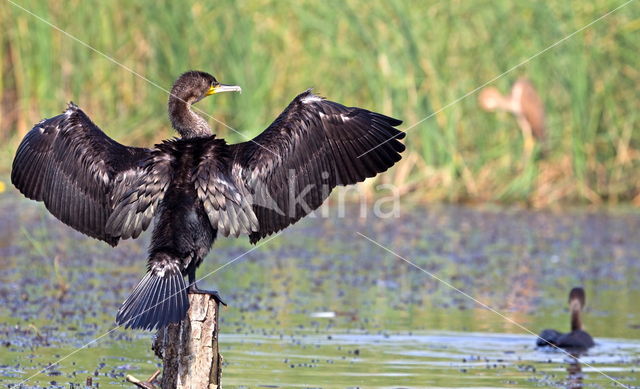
xmin=206 ymin=84 xmax=242 ymax=95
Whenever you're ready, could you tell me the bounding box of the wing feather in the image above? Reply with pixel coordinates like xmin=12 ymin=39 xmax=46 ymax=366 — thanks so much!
xmin=229 ymin=90 xmax=405 ymax=243
xmin=106 ymin=149 xmax=174 ymax=240
xmin=194 ymin=138 xmax=259 ymax=238
xmin=11 ymin=103 xmax=169 ymax=245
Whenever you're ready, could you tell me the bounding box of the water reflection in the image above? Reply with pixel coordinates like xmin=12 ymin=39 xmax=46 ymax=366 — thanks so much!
xmin=565 ymin=352 xmax=583 ymax=389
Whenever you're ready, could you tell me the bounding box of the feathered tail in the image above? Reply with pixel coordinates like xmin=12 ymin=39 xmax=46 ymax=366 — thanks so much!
xmin=116 ymin=254 xmax=189 ymax=330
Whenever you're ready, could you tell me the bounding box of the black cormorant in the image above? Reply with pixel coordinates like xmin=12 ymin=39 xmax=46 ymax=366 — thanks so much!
xmin=536 ymin=287 xmax=595 ymax=350
xmin=11 ymin=71 xmax=405 ymax=330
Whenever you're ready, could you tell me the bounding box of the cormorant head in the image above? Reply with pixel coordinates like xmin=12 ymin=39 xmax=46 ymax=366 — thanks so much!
xmin=170 ymin=70 xmax=241 ymax=105
xmin=168 ymin=71 xmax=241 ymax=138
xmin=568 ymin=287 xmax=586 ymax=309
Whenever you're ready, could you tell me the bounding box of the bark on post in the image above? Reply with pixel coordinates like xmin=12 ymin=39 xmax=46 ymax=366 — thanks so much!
xmin=153 ymin=294 xmax=222 ymax=389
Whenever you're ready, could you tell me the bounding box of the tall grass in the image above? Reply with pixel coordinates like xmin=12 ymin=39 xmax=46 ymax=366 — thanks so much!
xmin=1 ymin=0 xmax=638 ymax=206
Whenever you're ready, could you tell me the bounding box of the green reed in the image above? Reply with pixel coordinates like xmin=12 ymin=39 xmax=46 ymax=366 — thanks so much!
xmin=1 ymin=0 xmax=638 ymax=205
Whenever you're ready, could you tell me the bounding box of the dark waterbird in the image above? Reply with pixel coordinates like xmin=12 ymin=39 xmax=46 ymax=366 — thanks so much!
xmin=11 ymin=71 xmax=405 ymax=330
xmin=537 ymin=287 xmax=595 ymax=350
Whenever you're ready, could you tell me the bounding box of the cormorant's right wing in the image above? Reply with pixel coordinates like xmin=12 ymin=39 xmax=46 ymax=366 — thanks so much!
xmin=194 ymin=137 xmax=259 ymax=238
xmin=229 ymin=90 xmax=405 ymax=244
xmin=11 ymin=103 xmax=171 ymax=246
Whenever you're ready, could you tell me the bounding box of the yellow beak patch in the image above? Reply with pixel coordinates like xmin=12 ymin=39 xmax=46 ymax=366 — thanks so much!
xmin=206 ymin=85 xmax=217 ymax=96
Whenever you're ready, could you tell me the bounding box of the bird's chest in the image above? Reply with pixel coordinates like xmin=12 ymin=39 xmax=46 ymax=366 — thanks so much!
xmin=153 ymin=149 xmax=217 ymax=255
xmin=168 ymin=195 xmax=205 ymax=227
xmin=154 ymin=188 xmax=216 ymax=261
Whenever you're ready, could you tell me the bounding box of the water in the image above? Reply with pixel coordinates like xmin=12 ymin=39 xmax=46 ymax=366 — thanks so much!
xmin=1 ymin=187 xmax=639 ymax=388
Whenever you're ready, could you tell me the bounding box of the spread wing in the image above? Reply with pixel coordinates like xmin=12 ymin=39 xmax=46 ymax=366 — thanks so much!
xmin=194 ymin=137 xmax=259 ymax=238
xmin=11 ymin=103 xmax=171 ymax=246
xmin=229 ymin=90 xmax=405 ymax=243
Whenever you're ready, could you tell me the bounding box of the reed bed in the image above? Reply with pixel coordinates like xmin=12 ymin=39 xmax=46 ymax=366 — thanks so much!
xmin=1 ymin=0 xmax=638 ymax=206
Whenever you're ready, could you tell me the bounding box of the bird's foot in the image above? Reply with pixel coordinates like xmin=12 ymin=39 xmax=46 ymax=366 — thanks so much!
xmin=188 ymin=284 xmax=227 ymax=306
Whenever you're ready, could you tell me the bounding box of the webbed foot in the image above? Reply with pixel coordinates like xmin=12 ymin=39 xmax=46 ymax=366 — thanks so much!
xmin=188 ymin=284 xmax=227 ymax=306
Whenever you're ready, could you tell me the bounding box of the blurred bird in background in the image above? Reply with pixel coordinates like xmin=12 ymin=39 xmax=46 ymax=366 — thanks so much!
xmin=479 ymin=78 xmax=546 ymax=159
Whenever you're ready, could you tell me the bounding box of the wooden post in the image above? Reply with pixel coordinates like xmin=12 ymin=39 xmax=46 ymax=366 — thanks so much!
xmin=152 ymin=294 xmax=222 ymax=389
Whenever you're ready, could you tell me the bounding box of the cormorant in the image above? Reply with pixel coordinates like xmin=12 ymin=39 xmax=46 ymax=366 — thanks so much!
xmin=11 ymin=71 xmax=405 ymax=330
xmin=536 ymin=287 xmax=595 ymax=350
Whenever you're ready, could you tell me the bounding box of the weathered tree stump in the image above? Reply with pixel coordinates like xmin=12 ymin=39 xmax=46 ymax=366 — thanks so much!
xmin=152 ymin=294 xmax=222 ymax=389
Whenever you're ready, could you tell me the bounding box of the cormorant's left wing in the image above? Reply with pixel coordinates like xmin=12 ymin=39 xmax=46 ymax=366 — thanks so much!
xmin=229 ymin=90 xmax=405 ymax=243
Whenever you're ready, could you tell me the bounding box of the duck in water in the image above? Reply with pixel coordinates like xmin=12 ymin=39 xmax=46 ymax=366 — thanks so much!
xmin=537 ymin=287 xmax=595 ymax=350
xmin=11 ymin=70 xmax=405 ymax=330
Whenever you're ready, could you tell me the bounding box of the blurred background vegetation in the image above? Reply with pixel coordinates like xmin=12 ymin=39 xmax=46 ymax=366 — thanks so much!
xmin=1 ymin=0 xmax=638 ymax=206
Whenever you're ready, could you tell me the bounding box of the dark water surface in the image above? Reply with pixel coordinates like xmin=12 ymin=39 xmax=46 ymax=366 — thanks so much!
xmin=1 ymin=187 xmax=639 ymax=388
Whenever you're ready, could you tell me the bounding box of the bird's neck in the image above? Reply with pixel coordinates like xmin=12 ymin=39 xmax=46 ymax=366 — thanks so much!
xmin=570 ymin=299 xmax=582 ymax=331
xmin=168 ymin=96 xmax=212 ymax=138
xmin=493 ymin=94 xmax=517 ymax=114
